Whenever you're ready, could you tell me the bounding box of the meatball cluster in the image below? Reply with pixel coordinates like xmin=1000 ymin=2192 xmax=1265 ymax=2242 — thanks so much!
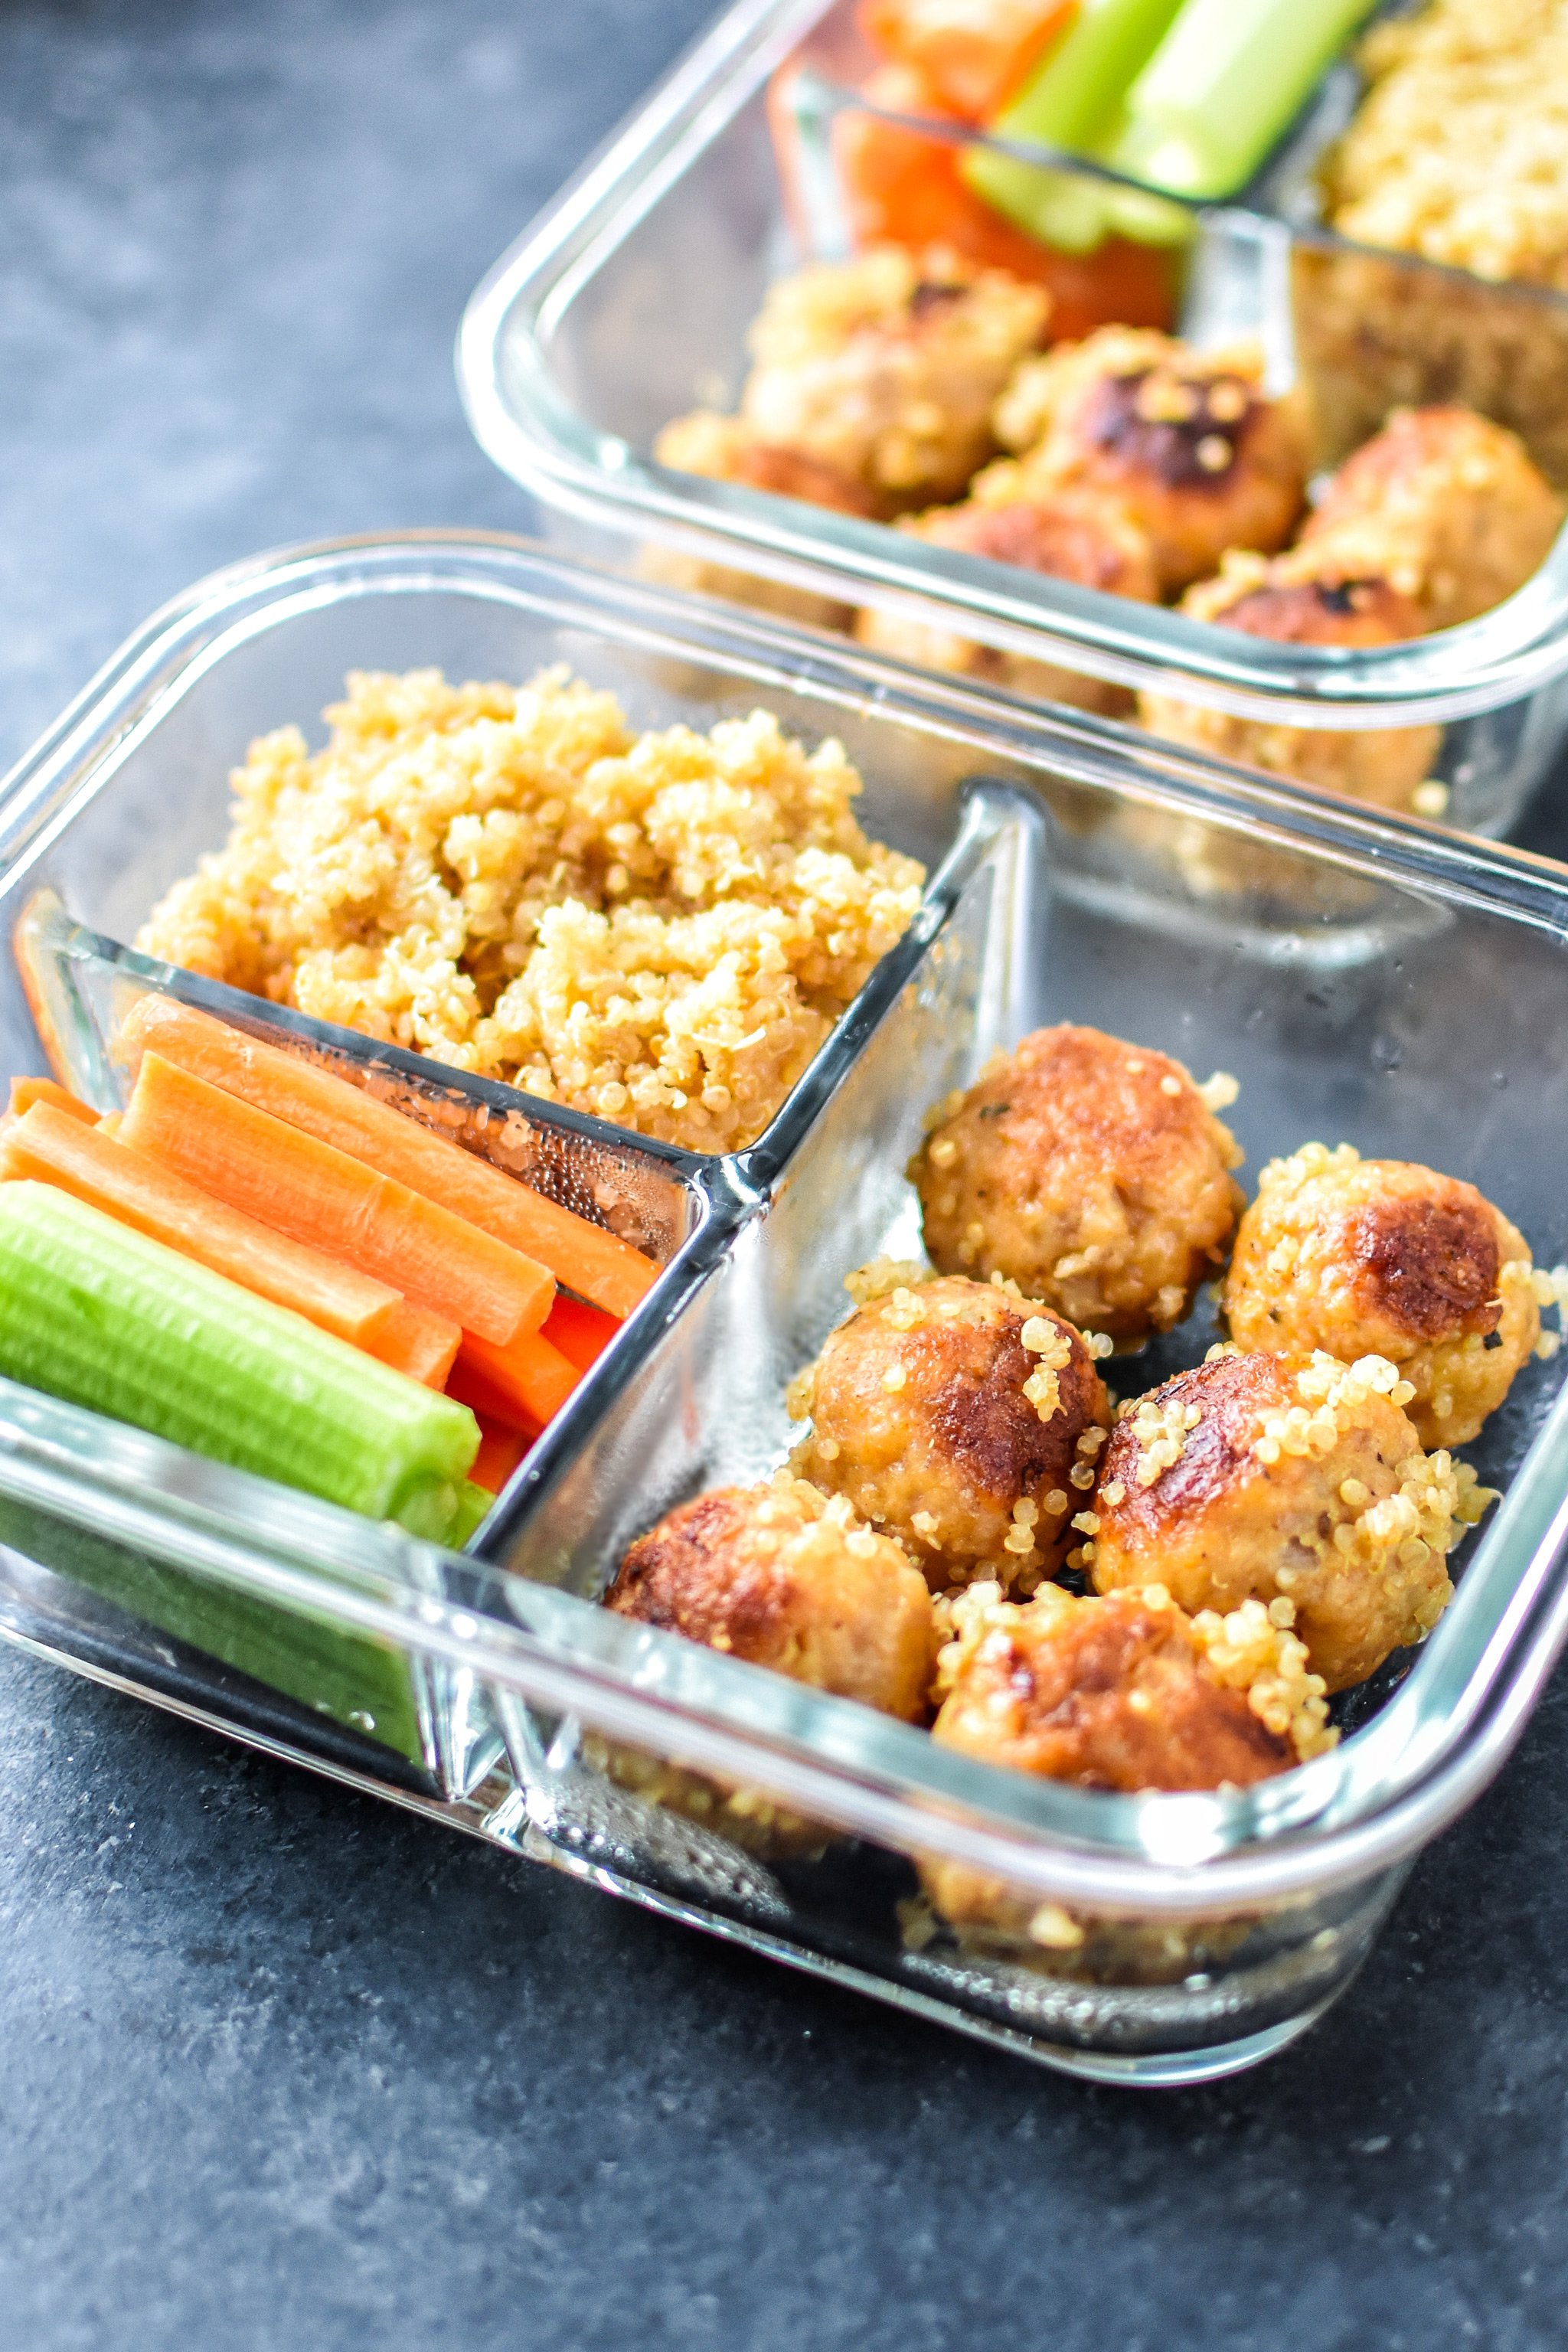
xmin=1223 ymin=1144 xmax=1540 ymax=1449
xmin=787 ymin=1269 xmax=1111 ymax=1589
xmin=601 ymin=1015 xmax=1544 ymax=1963
xmin=909 ymin=1024 xmax=1243 ymax=1341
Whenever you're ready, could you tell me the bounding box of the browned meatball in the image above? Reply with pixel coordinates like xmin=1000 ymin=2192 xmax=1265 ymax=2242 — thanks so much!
xmin=911 ymin=1025 xmax=1244 ymax=1341
xmin=606 ymin=1474 xmax=934 ymax=1721
xmin=1298 ymin=404 xmax=1562 ymax=632
xmin=789 ymin=1272 xmax=1111 ymax=1589
xmin=920 ymin=1578 xmax=1332 ymax=1954
xmin=1090 ymin=1348 xmax=1490 ymax=1690
xmin=649 ymin=410 xmax=877 ymax=632
xmin=994 ymin=328 xmax=1310 ymax=593
xmin=737 ymin=245 xmax=1050 ymax=514
xmin=854 ymin=482 xmax=1157 ymax=714
xmin=1223 ymin=1143 xmax=1540 ymax=1449
xmin=1138 ymin=547 xmax=1442 ymax=811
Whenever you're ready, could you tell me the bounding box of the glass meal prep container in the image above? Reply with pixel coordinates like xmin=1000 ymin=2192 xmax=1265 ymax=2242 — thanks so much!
xmin=5 ymin=529 xmax=1568 ymax=2087
xmin=458 ymin=0 xmax=1568 ymax=845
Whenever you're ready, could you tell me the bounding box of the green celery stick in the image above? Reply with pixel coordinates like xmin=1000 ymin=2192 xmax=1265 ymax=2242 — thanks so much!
xmin=1108 ymin=0 xmax=1377 ymax=199
xmin=451 ymin=1481 xmax=496 ymax=1546
xmin=0 ymin=1182 xmax=479 ymax=1537
xmin=962 ymin=0 xmax=1185 ymax=252
xmin=0 ymin=1494 xmax=429 ymax=1766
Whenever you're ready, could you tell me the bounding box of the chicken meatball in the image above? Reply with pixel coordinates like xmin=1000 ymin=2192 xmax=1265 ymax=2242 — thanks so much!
xmin=1298 ymin=404 xmax=1562 ymax=633
xmin=650 ymin=409 xmax=877 ymax=632
xmin=1090 ymin=1348 xmax=1491 ymax=1690
xmin=920 ymin=1579 xmax=1332 ymax=1960
xmin=737 ymin=244 xmax=1050 ymax=514
xmin=993 ymin=328 xmax=1310 ymax=593
xmin=910 ymin=1025 xmax=1244 ymax=1341
xmin=601 ymin=1473 xmax=934 ymax=1854
xmin=1138 ymin=547 xmax=1442 ymax=811
xmin=1223 ymin=1142 xmax=1540 ymax=1449
xmin=789 ymin=1271 xmax=1111 ymax=1589
xmin=606 ymin=1473 xmax=933 ymax=1720
xmin=854 ymin=479 xmax=1157 ymax=714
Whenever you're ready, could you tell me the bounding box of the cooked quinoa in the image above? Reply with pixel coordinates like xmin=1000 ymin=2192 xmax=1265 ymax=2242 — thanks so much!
xmin=136 ymin=667 xmax=925 ymax=1155
xmin=1325 ymin=0 xmax=1568 ymax=289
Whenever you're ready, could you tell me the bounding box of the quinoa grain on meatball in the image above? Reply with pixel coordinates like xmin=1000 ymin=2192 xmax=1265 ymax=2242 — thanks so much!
xmin=854 ymin=480 xmax=1157 ymax=714
xmin=1091 ymin=1348 xmax=1491 ymax=1690
xmin=1297 ymin=404 xmax=1562 ymax=634
xmin=789 ymin=1269 xmax=1111 ymax=1589
xmin=994 ymin=328 xmax=1310 ymax=594
xmin=606 ymin=1473 xmax=934 ymax=1721
xmin=910 ymin=1025 xmax=1244 ymax=1341
xmin=1138 ymin=547 xmax=1442 ymax=812
xmin=920 ymin=1578 xmax=1332 ymax=1955
xmin=1223 ymin=1142 xmax=1540 ymax=1449
xmin=737 ymin=245 xmax=1050 ymax=514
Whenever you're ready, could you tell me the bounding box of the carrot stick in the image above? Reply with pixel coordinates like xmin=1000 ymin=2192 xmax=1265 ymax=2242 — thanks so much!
xmin=8 ymin=1076 xmax=96 ymax=1125
xmin=445 ymin=1357 xmax=542 ymax=1437
xmin=542 ymin=1293 xmax=622 ymax=1376
xmin=455 ymin=1328 xmax=580 ymax=1429
xmin=0 ymin=1101 xmax=404 ymax=1349
xmin=471 ymin=1416 xmax=531 ymax=1494
xmin=861 ymin=0 xmax=1075 ymax=120
xmin=120 ymin=1053 xmax=554 ymax=1346
xmin=366 ymin=1301 xmax=462 ymax=1390
xmin=116 ymin=997 xmax=658 ymax=1321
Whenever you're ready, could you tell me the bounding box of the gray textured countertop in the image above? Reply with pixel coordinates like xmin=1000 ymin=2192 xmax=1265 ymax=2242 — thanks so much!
xmin=3 ymin=4 xmax=1567 ymax=2345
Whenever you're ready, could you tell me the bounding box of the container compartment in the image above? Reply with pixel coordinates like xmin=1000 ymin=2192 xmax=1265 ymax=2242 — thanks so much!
xmin=460 ymin=0 xmax=1568 ymax=842
xmin=5 ymin=534 xmax=1568 ymax=2080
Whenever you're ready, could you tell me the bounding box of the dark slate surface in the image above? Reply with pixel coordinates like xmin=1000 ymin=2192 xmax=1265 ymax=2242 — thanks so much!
xmin=3 ymin=2 xmax=1568 ymax=2345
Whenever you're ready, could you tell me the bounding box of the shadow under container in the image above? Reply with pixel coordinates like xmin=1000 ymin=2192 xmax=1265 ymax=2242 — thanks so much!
xmin=5 ymin=534 xmax=1568 ymax=2082
xmin=459 ymin=0 xmax=1568 ymax=843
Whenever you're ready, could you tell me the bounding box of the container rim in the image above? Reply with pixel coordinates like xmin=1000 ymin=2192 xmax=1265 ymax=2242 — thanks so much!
xmin=456 ymin=0 xmax=1568 ymax=732
xmin=7 ymin=526 xmax=1568 ymax=1921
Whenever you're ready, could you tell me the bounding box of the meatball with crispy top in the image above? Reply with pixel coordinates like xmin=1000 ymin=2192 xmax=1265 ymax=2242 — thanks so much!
xmin=854 ymin=481 xmax=1157 ymax=714
xmin=1223 ymin=1143 xmax=1540 ymax=1449
xmin=910 ymin=1025 xmax=1244 ymax=1341
xmin=736 ymin=245 xmax=1050 ymax=514
xmin=993 ymin=328 xmax=1310 ymax=594
xmin=606 ymin=1473 xmax=934 ymax=1722
xmin=789 ymin=1270 xmax=1111 ymax=1589
xmin=1090 ymin=1348 xmax=1491 ymax=1690
xmin=1138 ymin=547 xmax=1442 ymax=812
xmin=1297 ymin=405 xmax=1562 ymax=634
xmin=920 ymin=1578 xmax=1332 ymax=1953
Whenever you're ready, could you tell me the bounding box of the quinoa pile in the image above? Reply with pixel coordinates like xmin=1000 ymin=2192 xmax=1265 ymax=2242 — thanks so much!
xmin=1325 ymin=0 xmax=1568 ymax=289
xmin=136 ymin=668 xmax=925 ymax=1155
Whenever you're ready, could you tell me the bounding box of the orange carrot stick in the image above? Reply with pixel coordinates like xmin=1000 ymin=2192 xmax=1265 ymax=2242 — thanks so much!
xmin=0 ymin=1101 xmax=405 ymax=1349
xmin=471 ymin=1416 xmax=531 ymax=1494
xmin=120 ymin=1053 xmax=554 ymax=1346
xmin=366 ymin=1301 xmax=462 ymax=1390
xmin=541 ymin=1293 xmax=621 ymax=1376
xmin=455 ymin=1328 xmax=580 ymax=1429
xmin=116 ymin=996 xmax=658 ymax=1321
xmin=8 ymin=1076 xmax=97 ymax=1125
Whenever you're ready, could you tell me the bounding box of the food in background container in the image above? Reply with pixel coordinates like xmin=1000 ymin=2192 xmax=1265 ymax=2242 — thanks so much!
xmin=991 ymin=327 xmax=1311 ymax=593
xmin=852 ymin=475 xmax=1157 ymax=710
xmin=666 ymin=245 xmax=1050 ymax=519
xmin=1322 ymin=0 xmax=1568 ymax=293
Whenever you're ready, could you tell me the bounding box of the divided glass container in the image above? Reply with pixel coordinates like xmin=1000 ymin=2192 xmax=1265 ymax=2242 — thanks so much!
xmin=458 ymin=0 xmax=1568 ymax=842
xmin=6 ymin=530 xmax=1568 ymax=2084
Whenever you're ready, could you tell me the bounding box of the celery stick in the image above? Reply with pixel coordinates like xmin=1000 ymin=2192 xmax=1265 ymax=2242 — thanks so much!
xmin=962 ymin=0 xmax=1184 ymax=251
xmin=0 ymin=1494 xmax=428 ymax=1766
xmin=0 ymin=1183 xmax=478 ymax=1537
xmin=451 ymin=1481 xmax=495 ymax=1547
xmin=1109 ymin=0 xmax=1377 ymax=200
